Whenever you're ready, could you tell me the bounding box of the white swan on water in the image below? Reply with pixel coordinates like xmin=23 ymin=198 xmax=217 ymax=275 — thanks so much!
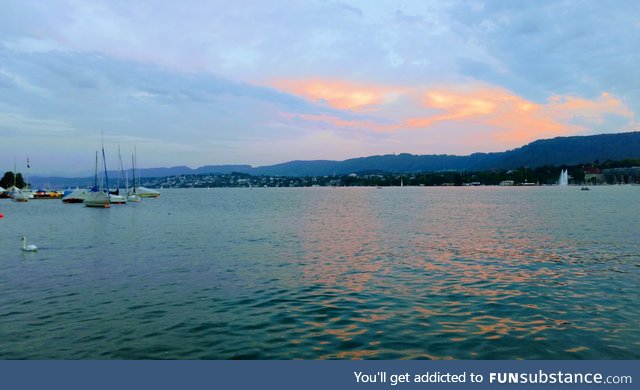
xmin=21 ymin=237 xmax=38 ymax=252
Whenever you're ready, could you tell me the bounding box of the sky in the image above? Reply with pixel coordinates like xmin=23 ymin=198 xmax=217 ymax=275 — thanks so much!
xmin=1 ymin=0 xmax=639 ymax=175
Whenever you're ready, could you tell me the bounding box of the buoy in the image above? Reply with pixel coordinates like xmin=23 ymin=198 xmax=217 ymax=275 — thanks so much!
xmin=0 ymin=213 xmax=4 ymax=218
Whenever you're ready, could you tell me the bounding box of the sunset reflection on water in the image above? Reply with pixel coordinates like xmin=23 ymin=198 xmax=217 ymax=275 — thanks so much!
xmin=284 ymin=187 xmax=639 ymax=359
xmin=1 ymin=187 xmax=638 ymax=359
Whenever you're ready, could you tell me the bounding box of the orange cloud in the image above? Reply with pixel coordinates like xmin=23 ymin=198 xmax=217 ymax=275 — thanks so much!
xmin=273 ymin=78 xmax=399 ymax=110
xmin=544 ymin=92 xmax=633 ymax=122
xmin=409 ymin=86 xmax=635 ymax=144
xmin=280 ymin=112 xmax=395 ymax=132
xmin=489 ymin=91 xmax=635 ymax=144
xmin=275 ymin=78 xmax=636 ymax=148
xmin=424 ymin=86 xmax=569 ymax=143
xmin=424 ymin=90 xmax=498 ymax=117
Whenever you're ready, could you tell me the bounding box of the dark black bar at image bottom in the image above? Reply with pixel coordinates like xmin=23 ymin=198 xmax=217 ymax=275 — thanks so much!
xmin=0 ymin=360 xmax=636 ymax=390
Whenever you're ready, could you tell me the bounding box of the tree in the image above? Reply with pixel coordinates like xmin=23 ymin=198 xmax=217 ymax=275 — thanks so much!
xmin=16 ymin=173 xmax=26 ymax=188
xmin=569 ymin=168 xmax=585 ymax=184
xmin=0 ymin=171 xmax=26 ymax=189
xmin=0 ymin=171 xmax=13 ymax=188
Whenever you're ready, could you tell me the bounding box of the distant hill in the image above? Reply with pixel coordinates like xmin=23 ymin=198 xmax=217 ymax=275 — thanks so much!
xmin=28 ymin=131 xmax=640 ymax=186
xmin=251 ymin=131 xmax=640 ymax=176
xmin=137 ymin=164 xmax=253 ymax=177
xmin=492 ymin=132 xmax=640 ymax=169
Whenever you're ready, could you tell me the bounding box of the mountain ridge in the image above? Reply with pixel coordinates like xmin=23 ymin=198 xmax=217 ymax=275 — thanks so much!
xmin=28 ymin=131 xmax=640 ymax=185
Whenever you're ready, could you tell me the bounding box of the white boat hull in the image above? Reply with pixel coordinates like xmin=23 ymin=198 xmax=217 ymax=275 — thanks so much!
xmin=12 ymin=190 xmax=29 ymax=202
xmin=127 ymin=193 xmax=141 ymax=202
xmin=109 ymin=194 xmax=127 ymax=204
xmin=136 ymin=186 xmax=160 ymax=198
xmin=12 ymin=195 xmax=29 ymax=202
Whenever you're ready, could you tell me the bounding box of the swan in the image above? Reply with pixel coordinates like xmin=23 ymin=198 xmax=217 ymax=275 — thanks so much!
xmin=21 ymin=237 xmax=38 ymax=252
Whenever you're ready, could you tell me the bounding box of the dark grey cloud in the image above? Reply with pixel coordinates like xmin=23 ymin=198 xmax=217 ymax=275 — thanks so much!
xmin=450 ymin=0 xmax=640 ymax=110
xmin=0 ymin=43 xmax=370 ymax=149
xmin=0 ymin=1 xmax=637 ymax=173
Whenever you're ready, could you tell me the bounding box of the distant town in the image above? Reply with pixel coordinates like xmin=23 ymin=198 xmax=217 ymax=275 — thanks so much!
xmin=2 ymin=159 xmax=639 ymax=191
xmin=139 ymin=160 xmax=640 ymax=189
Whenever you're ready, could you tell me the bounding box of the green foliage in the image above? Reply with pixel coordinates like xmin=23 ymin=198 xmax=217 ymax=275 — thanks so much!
xmin=286 ymin=158 xmax=636 ymax=186
xmin=0 ymin=171 xmax=26 ymax=189
xmin=0 ymin=172 xmax=11 ymax=188
xmin=599 ymin=158 xmax=640 ymax=169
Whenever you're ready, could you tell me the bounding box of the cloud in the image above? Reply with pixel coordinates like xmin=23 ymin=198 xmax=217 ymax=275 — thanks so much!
xmin=413 ymin=86 xmax=636 ymax=146
xmin=3 ymin=1 xmax=638 ymax=107
xmin=0 ymin=1 xmax=638 ymax=172
xmin=279 ymin=112 xmax=393 ymax=133
xmin=0 ymin=109 xmax=78 ymax=136
xmin=0 ymin=45 xmax=337 ymax=173
xmin=272 ymin=78 xmax=402 ymax=110
xmin=277 ymin=79 xmax=637 ymax=151
xmin=544 ymin=93 xmax=634 ymax=124
xmin=449 ymin=1 xmax=640 ymax=111
xmin=0 ymin=1 xmax=481 ymax=86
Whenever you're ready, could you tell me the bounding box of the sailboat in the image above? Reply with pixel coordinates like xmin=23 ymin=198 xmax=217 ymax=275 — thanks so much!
xmin=11 ymin=188 xmax=29 ymax=202
xmin=11 ymin=158 xmax=29 ymax=202
xmin=109 ymin=191 xmax=126 ymax=204
xmin=131 ymin=147 xmax=160 ymax=198
xmin=127 ymin=153 xmax=141 ymax=202
xmin=136 ymin=186 xmax=160 ymax=198
xmin=109 ymin=146 xmax=127 ymax=204
xmin=62 ymin=187 xmax=88 ymax=203
xmin=125 ymin=149 xmax=142 ymax=202
xmin=84 ymin=150 xmax=110 ymax=208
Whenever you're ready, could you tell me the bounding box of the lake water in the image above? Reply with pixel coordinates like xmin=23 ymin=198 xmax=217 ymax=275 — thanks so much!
xmin=1 ymin=187 xmax=638 ymax=359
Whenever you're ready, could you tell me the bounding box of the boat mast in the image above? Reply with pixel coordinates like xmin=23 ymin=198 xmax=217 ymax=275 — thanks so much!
xmin=24 ymin=157 xmax=30 ymax=190
xmin=120 ymin=145 xmax=129 ymax=195
xmin=116 ymin=145 xmax=122 ymax=191
xmin=101 ymin=132 xmax=110 ymax=193
xmin=135 ymin=145 xmax=139 ymax=190
xmin=94 ymin=151 xmax=98 ymax=189
xmin=131 ymin=152 xmax=137 ymax=194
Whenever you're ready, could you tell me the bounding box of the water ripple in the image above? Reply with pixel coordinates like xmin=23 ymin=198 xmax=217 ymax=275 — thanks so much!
xmin=0 ymin=187 xmax=638 ymax=359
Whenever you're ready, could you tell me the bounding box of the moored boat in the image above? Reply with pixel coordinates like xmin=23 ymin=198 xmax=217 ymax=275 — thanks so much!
xmin=109 ymin=193 xmax=127 ymax=204
xmin=136 ymin=186 xmax=160 ymax=198
xmin=108 ymin=146 xmax=128 ymax=205
xmin=34 ymin=189 xmax=63 ymax=199
xmin=84 ymin=150 xmax=111 ymax=208
xmin=62 ymin=188 xmax=88 ymax=203
xmin=130 ymin=148 xmax=159 ymax=198
xmin=12 ymin=189 xmax=30 ymax=202
xmin=127 ymin=153 xmax=142 ymax=202
xmin=84 ymin=188 xmax=110 ymax=208
xmin=8 ymin=159 xmax=30 ymax=202
xmin=127 ymin=193 xmax=141 ymax=202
